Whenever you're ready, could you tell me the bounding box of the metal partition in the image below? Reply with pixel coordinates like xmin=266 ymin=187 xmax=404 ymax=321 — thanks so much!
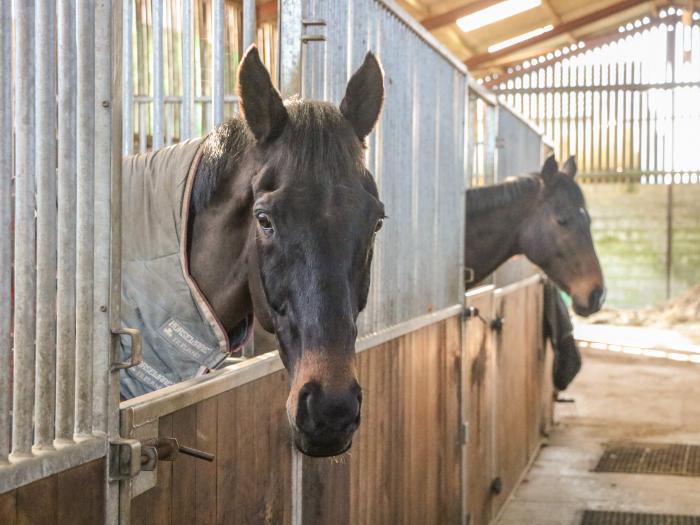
xmin=301 ymin=0 xmax=469 ymax=336
xmin=0 ymin=0 xmax=121 ymax=515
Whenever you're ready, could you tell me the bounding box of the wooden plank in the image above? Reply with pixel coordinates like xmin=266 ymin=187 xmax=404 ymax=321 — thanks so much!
xmin=16 ymin=473 xmax=57 ymax=525
xmin=195 ymin=397 xmax=218 ymax=525
xmin=57 ymin=459 xmax=105 ymax=525
xmin=171 ymin=406 xmax=197 ymax=525
xmin=0 ymin=489 xmax=16 ymax=525
xmin=467 ymin=0 xmax=646 ymax=68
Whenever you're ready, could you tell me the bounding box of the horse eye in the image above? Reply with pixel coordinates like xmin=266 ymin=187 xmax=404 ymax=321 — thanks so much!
xmin=256 ymin=212 xmax=274 ymax=233
xmin=557 ymin=217 xmax=569 ymax=226
xmin=375 ymin=218 xmax=384 ymax=232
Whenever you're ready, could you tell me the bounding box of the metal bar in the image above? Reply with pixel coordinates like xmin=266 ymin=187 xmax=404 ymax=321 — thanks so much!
xmin=181 ymin=0 xmax=193 ymax=139
xmin=75 ymin=0 xmax=96 ymax=438
xmin=55 ymin=0 xmax=78 ymax=444
xmin=108 ymin=3 xmax=124 ymax=521
xmin=212 ymin=0 xmax=225 ymax=126
xmin=243 ymin=0 xmax=257 ymax=50
xmin=93 ymin=0 xmax=114 ymax=437
xmin=152 ymin=0 xmax=164 ymax=148
xmin=138 ymin=102 xmax=146 ymax=153
xmin=278 ymin=0 xmax=303 ymax=96
xmin=122 ymin=0 xmax=133 ymax=154
xmin=34 ymin=0 xmax=58 ymax=451
xmin=0 ymin=0 xmax=12 ymax=464
xmin=11 ymin=0 xmax=36 ymax=457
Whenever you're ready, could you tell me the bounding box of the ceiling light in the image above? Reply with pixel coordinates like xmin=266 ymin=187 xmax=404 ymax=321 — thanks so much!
xmin=457 ymin=0 xmax=542 ymax=33
xmin=487 ymin=24 xmax=553 ymax=52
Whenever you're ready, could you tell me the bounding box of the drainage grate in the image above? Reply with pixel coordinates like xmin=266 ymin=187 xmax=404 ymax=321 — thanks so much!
xmin=582 ymin=510 xmax=700 ymax=525
xmin=594 ymin=442 xmax=700 ymax=477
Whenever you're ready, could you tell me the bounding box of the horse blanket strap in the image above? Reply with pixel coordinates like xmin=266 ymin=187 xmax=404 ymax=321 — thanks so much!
xmin=120 ymin=138 xmax=252 ymax=399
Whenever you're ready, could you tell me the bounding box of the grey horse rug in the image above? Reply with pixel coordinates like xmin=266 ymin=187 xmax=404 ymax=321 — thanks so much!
xmin=120 ymin=138 xmax=251 ymax=398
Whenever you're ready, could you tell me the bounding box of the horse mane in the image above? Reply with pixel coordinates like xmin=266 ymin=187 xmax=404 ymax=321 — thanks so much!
xmin=466 ymin=175 xmax=542 ymax=215
xmin=192 ymin=118 xmax=250 ymax=213
xmin=192 ymin=99 xmax=364 ymax=213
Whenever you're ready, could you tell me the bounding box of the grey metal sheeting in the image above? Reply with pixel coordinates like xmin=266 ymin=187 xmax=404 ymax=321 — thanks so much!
xmin=303 ymin=0 xmax=468 ymax=337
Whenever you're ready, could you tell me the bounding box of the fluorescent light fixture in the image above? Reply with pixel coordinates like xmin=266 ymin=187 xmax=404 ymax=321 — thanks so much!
xmin=487 ymin=24 xmax=553 ymax=53
xmin=457 ymin=0 xmax=542 ymax=33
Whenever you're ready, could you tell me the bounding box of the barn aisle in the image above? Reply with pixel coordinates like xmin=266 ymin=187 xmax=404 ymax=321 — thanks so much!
xmin=496 ymin=347 xmax=700 ymax=524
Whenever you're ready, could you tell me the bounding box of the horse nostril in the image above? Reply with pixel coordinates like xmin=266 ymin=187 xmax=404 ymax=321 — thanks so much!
xmin=589 ymin=287 xmax=605 ymax=310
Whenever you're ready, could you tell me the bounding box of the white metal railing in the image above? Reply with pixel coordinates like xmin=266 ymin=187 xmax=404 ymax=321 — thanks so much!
xmin=0 ymin=0 xmax=119 ymax=498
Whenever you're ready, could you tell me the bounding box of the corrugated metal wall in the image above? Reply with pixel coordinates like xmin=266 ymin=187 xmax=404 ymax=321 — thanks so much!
xmin=302 ymin=0 xmax=468 ymax=336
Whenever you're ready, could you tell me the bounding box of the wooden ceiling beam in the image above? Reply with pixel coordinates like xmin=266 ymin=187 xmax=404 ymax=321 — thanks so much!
xmin=421 ymin=0 xmax=505 ymax=31
xmin=465 ymin=0 xmax=646 ymax=69
xmin=483 ymin=12 xmax=660 ymax=88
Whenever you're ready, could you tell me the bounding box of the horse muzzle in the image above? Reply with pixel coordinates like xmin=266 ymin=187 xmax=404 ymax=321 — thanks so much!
xmin=288 ymin=380 xmax=362 ymax=457
xmin=573 ymin=285 xmax=606 ymax=317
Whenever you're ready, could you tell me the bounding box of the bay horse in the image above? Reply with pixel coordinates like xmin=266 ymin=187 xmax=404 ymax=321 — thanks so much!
xmin=465 ymin=156 xmax=605 ymax=390
xmin=466 ymin=155 xmax=605 ymax=316
xmin=188 ymin=47 xmax=385 ymax=457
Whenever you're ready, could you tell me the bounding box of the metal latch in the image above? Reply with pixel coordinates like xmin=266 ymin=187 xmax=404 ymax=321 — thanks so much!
xmin=110 ymin=436 xmax=214 ymax=480
xmin=109 ymin=438 xmax=142 ymax=481
xmin=111 ymin=327 xmax=142 ymax=370
xmin=140 ymin=437 xmax=215 ymax=472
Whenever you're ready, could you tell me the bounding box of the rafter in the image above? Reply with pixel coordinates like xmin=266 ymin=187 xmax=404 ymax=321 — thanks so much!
xmin=421 ymin=0 xmax=505 ymax=31
xmin=465 ymin=0 xmax=647 ymax=69
xmin=482 ymin=11 xmax=661 ymax=88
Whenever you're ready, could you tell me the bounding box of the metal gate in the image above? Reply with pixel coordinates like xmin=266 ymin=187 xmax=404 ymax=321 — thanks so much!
xmin=0 ymin=0 xmax=122 ymax=522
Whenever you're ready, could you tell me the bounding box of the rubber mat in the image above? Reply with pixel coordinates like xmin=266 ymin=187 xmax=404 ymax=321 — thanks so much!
xmin=582 ymin=510 xmax=700 ymax=525
xmin=594 ymin=442 xmax=700 ymax=477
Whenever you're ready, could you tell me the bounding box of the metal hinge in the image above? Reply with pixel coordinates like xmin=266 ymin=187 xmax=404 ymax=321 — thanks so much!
xmin=460 ymin=421 xmax=469 ymax=445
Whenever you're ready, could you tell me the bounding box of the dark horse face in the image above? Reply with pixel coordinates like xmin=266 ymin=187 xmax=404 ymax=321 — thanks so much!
xmin=238 ymin=48 xmax=384 ymax=456
xmin=519 ymin=156 xmax=605 ymax=316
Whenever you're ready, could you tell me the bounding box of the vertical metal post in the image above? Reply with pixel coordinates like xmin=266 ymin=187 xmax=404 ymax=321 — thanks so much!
xmin=75 ymin=0 xmax=96 ymax=438
xmin=666 ymin=184 xmax=674 ymax=299
xmin=278 ymin=0 xmax=303 ymax=96
xmin=93 ymin=0 xmax=114 ymax=437
xmin=0 ymin=0 xmax=13 ymax=463
xmin=122 ymin=0 xmax=133 ymax=154
xmin=243 ymin=0 xmax=257 ymax=50
xmin=34 ymin=0 xmax=58 ymax=451
xmin=181 ymin=0 xmax=193 ymax=139
xmin=55 ymin=0 xmax=78 ymax=444
xmin=11 ymin=0 xmax=37 ymax=458
xmin=152 ymin=0 xmax=164 ymax=149
xmin=212 ymin=0 xmax=225 ymax=126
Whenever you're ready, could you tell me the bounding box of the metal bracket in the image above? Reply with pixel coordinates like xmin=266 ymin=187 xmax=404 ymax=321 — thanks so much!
xmin=460 ymin=421 xmax=470 ymax=445
xmin=111 ymin=326 xmax=142 ymax=370
xmin=302 ymin=18 xmax=326 ymax=42
xmin=109 ymin=438 xmax=142 ymax=481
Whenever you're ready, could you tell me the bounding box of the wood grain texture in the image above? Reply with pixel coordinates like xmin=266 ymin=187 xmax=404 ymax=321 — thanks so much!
xmin=0 ymin=459 xmax=104 ymax=525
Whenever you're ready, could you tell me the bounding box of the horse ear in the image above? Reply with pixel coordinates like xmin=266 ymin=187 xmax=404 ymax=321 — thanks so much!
xmin=340 ymin=52 xmax=384 ymax=141
xmin=540 ymin=155 xmax=559 ymax=179
xmin=562 ymin=156 xmax=577 ymax=178
xmin=237 ymin=45 xmax=288 ymax=142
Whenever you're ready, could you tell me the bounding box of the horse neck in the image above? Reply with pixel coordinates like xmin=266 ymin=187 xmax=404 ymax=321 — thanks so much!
xmin=465 ymin=177 xmax=542 ymax=285
xmin=187 ymin=120 xmax=256 ymax=334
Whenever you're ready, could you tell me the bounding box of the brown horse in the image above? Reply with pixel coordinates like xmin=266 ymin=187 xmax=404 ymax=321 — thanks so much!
xmin=183 ymin=47 xmax=385 ymax=457
xmin=465 ymin=155 xmax=605 ymax=317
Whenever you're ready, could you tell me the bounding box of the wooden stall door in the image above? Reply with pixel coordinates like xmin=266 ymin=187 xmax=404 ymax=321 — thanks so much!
xmin=492 ymin=280 xmax=545 ymax=516
xmin=464 ymin=288 xmax=496 ymax=525
xmin=301 ymin=317 xmax=463 ymax=525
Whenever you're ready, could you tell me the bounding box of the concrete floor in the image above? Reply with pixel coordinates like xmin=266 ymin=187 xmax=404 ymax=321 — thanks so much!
xmin=496 ymin=347 xmax=700 ymax=525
